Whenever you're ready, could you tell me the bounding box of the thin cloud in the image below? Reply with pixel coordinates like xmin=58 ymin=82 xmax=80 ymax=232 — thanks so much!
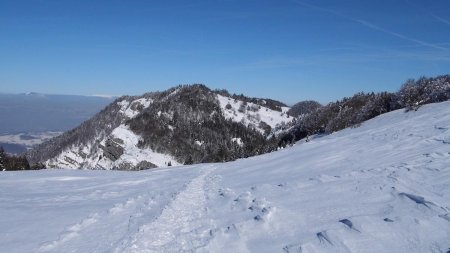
xmin=432 ymin=14 xmax=450 ymax=26
xmin=292 ymin=0 xmax=450 ymax=52
xmin=353 ymin=19 xmax=450 ymax=52
xmin=227 ymin=49 xmax=450 ymax=73
xmin=405 ymin=0 xmax=450 ymax=27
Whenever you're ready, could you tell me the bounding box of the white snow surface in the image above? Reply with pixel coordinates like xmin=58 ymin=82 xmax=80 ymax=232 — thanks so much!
xmin=216 ymin=94 xmax=293 ymax=134
xmin=118 ymin=98 xmax=153 ymax=119
xmin=46 ymin=125 xmax=180 ymax=169
xmin=2 ymin=101 xmax=450 ymax=252
xmin=105 ymin=125 xmax=181 ymax=168
xmin=231 ymin=137 xmax=244 ymax=146
xmin=46 ymin=95 xmax=176 ymax=169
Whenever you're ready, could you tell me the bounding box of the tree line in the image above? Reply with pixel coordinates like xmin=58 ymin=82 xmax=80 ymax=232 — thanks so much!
xmin=280 ymin=75 xmax=450 ymax=145
xmin=129 ymin=84 xmax=277 ymax=165
xmin=18 ymin=74 xmax=450 ymax=170
xmin=0 ymin=146 xmax=41 ymax=171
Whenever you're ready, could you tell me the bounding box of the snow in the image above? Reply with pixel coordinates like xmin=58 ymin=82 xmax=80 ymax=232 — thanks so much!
xmin=118 ymin=98 xmax=153 ymax=119
xmin=104 ymin=124 xmax=180 ymax=168
xmin=231 ymin=137 xmax=243 ymax=146
xmin=165 ymin=88 xmax=181 ymax=100
xmin=117 ymin=100 xmax=130 ymax=113
xmin=2 ymin=101 xmax=450 ymax=252
xmin=195 ymin=140 xmax=204 ymax=146
xmin=46 ymin=144 xmax=86 ymax=169
xmin=47 ymin=125 xmax=180 ymax=169
xmin=216 ymin=94 xmax=293 ymax=134
xmin=45 ymin=95 xmax=176 ymax=169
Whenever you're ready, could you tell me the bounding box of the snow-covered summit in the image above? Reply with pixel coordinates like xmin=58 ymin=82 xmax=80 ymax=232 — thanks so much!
xmin=28 ymin=85 xmax=292 ymax=169
xmin=5 ymin=100 xmax=450 ymax=252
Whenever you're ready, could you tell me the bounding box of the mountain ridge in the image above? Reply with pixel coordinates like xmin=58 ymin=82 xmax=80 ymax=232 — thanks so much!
xmin=24 ymin=75 xmax=450 ymax=170
xmin=27 ymin=84 xmax=294 ymax=170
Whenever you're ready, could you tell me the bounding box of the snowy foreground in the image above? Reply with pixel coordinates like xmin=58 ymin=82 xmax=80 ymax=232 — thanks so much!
xmin=2 ymin=102 xmax=450 ymax=253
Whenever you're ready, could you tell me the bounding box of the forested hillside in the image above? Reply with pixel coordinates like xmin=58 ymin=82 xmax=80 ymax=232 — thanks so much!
xmin=27 ymin=85 xmax=292 ymax=169
xmin=281 ymin=75 xmax=450 ymax=145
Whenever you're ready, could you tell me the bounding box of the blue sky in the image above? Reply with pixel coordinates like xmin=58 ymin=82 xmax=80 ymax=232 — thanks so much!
xmin=1 ymin=0 xmax=449 ymax=104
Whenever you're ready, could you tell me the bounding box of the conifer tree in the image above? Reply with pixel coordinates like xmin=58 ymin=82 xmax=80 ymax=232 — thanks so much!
xmin=0 ymin=146 xmax=5 ymax=170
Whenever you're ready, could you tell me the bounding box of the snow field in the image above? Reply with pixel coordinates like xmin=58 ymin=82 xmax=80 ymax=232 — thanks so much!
xmin=1 ymin=101 xmax=450 ymax=252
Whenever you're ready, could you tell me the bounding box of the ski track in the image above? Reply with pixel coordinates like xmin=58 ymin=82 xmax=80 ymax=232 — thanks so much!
xmin=37 ymin=188 xmax=172 ymax=253
xmin=116 ymin=166 xmax=216 ymax=253
xmin=30 ymin=169 xmax=206 ymax=253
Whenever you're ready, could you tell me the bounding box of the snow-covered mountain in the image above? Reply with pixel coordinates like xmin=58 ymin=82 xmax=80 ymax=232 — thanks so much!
xmin=27 ymin=85 xmax=293 ymax=170
xmin=2 ymin=100 xmax=450 ymax=252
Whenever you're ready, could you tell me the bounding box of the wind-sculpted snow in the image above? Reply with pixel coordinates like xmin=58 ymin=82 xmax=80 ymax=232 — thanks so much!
xmin=3 ymin=101 xmax=450 ymax=252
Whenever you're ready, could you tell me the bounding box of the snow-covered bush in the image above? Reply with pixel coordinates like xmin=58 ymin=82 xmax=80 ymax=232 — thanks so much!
xmin=398 ymin=75 xmax=450 ymax=111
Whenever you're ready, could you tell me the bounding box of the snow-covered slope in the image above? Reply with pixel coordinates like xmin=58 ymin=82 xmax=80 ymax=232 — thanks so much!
xmin=44 ymin=96 xmax=180 ymax=170
xmin=216 ymin=94 xmax=293 ymax=134
xmin=4 ymin=101 xmax=450 ymax=252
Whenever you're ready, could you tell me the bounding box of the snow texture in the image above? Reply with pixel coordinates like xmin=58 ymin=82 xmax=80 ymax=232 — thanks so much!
xmin=216 ymin=94 xmax=293 ymax=134
xmin=2 ymin=101 xmax=450 ymax=252
xmin=44 ymin=95 xmax=177 ymax=169
xmin=102 ymin=124 xmax=181 ymax=168
xmin=46 ymin=124 xmax=179 ymax=170
xmin=231 ymin=137 xmax=244 ymax=147
xmin=118 ymin=98 xmax=153 ymax=119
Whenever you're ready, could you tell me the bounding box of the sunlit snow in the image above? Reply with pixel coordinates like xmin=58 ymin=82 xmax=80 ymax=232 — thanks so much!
xmin=2 ymin=101 xmax=450 ymax=252
xmin=216 ymin=94 xmax=293 ymax=134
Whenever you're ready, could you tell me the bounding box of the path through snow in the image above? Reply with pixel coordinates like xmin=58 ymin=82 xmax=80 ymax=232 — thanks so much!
xmin=116 ymin=166 xmax=216 ymax=253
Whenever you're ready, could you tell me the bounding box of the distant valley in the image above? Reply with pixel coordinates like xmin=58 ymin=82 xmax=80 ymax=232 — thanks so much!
xmin=0 ymin=132 xmax=61 ymax=154
xmin=0 ymin=93 xmax=113 ymax=154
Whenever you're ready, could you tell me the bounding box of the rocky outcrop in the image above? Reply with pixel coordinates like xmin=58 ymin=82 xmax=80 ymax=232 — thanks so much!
xmin=101 ymin=138 xmax=124 ymax=161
